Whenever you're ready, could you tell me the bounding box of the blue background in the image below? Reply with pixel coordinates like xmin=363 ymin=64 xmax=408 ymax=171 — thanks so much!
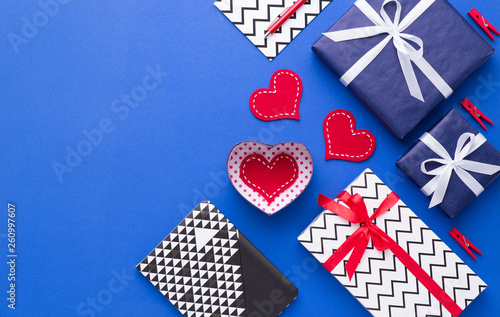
xmin=0 ymin=0 xmax=499 ymax=316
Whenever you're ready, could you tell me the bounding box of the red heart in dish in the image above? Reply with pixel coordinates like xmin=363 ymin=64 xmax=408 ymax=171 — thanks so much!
xmin=240 ymin=153 xmax=298 ymax=204
xmin=228 ymin=142 xmax=313 ymax=215
xmin=250 ymin=69 xmax=302 ymax=121
xmin=323 ymin=109 xmax=375 ymax=162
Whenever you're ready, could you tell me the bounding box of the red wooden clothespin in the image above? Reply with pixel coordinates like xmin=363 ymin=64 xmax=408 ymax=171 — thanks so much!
xmin=460 ymin=98 xmax=493 ymax=130
xmin=449 ymin=228 xmax=482 ymax=260
xmin=468 ymin=8 xmax=500 ymax=41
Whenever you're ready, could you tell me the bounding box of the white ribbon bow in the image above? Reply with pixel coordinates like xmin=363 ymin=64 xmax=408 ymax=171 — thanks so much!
xmin=419 ymin=132 xmax=500 ymax=208
xmin=323 ymin=0 xmax=453 ymax=102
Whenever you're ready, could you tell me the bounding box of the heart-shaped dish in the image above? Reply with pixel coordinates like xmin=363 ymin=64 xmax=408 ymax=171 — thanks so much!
xmin=227 ymin=141 xmax=313 ymax=215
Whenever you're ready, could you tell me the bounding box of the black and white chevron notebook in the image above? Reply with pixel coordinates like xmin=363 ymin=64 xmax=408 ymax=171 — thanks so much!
xmin=298 ymin=169 xmax=486 ymax=317
xmin=214 ymin=0 xmax=332 ymax=60
xmin=137 ymin=201 xmax=298 ymax=317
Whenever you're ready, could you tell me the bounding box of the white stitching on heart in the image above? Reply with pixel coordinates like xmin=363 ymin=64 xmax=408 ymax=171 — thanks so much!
xmin=240 ymin=154 xmax=298 ymax=200
xmin=228 ymin=142 xmax=313 ymax=214
xmin=325 ymin=111 xmax=374 ymax=158
xmin=251 ymin=70 xmax=301 ymax=119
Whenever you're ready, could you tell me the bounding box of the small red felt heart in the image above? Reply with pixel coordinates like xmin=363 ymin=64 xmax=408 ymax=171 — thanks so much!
xmin=240 ymin=153 xmax=298 ymax=204
xmin=323 ymin=109 xmax=375 ymax=162
xmin=250 ymin=69 xmax=302 ymax=121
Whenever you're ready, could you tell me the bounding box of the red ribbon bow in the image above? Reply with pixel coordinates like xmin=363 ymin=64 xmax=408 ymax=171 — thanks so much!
xmin=319 ymin=191 xmax=398 ymax=280
xmin=318 ymin=191 xmax=462 ymax=317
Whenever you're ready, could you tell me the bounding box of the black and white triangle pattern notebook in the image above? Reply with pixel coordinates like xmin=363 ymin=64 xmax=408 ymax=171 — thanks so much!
xmin=137 ymin=201 xmax=298 ymax=317
xmin=214 ymin=0 xmax=332 ymax=60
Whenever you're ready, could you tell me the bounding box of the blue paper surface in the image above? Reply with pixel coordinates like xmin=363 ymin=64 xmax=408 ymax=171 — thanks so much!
xmin=312 ymin=0 xmax=494 ymax=139
xmin=1 ymin=1 xmax=500 ymax=316
xmin=397 ymin=109 xmax=500 ymax=218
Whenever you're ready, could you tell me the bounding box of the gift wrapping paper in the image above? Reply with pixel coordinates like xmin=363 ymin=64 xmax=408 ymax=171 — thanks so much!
xmin=215 ymin=0 xmax=332 ymax=60
xmin=298 ymin=169 xmax=486 ymax=317
xmin=312 ymin=0 xmax=494 ymax=139
xmin=397 ymin=109 xmax=500 ymax=218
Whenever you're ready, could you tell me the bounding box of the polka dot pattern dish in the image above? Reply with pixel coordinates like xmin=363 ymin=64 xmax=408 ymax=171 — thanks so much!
xmin=227 ymin=141 xmax=313 ymax=215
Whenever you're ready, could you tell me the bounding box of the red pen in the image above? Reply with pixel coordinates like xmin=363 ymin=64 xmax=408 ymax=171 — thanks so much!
xmin=264 ymin=0 xmax=307 ymax=39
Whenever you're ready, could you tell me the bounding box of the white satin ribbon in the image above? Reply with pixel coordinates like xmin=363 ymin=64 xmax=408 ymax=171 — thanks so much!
xmin=419 ymin=132 xmax=500 ymax=208
xmin=323 ymin=0 xmax=453 ymax=102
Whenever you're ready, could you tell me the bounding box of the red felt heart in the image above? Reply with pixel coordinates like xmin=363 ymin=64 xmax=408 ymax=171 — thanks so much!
xmin=250 ymin=69 xmax=302 ymax=121
xmin=240 ymin=153 xmax=299 ymax=204
xmin=323 ymin=109 xmax=376 ymax=162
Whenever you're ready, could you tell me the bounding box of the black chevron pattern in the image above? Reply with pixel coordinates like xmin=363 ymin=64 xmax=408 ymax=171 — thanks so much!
xmin=298 ymin=169 xmax=487 ymax=317
xmin=214 ymin=0 xmax=332 ymax=60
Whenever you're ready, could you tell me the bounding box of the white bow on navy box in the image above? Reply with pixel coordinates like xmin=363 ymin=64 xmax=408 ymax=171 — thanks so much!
xmin=419 ymin=132 xmax=500 ymax=207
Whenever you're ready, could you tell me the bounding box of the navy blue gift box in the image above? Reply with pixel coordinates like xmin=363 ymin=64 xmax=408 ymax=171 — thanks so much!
xmin=397 ymin=109 xmax=500 ymax=218
xmin=312 ymin=0 xmax=494 ymax=139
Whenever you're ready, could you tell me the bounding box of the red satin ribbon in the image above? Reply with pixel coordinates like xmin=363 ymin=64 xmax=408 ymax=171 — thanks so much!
xmin=319 ymin=191 xmax=462 ymax=317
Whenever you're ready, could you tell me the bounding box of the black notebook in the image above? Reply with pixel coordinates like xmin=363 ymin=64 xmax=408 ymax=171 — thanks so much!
xmin=137 ymin=201 xmax=298 ymax=317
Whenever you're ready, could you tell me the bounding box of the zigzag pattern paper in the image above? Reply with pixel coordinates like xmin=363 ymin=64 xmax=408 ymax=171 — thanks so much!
xmin=214 ymin=0 xmax=332 ymax=60
xmin=298 ymin=169 xmax=486 ymax=317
